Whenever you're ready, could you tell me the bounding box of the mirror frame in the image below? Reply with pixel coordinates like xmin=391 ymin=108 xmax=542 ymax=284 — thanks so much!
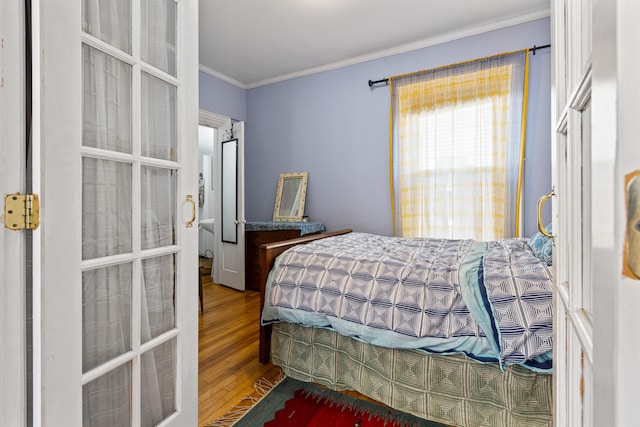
xmin=272 ymin=172 xmax=308 ymax=222
xmin=221 ymin=138 xmax=238 ymax=243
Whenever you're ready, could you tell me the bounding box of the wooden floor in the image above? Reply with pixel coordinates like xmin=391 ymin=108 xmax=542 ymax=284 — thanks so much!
xmin=198 ymin=273 xmax=282 ymax=426
xmin=197 ymin=271 xmax=383 ymax=426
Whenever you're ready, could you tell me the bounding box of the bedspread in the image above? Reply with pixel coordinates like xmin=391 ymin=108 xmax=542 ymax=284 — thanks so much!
xmin=261 ymin=232 xmax=553 ymax=371
xmin=482 ymin=239 xmax=553 ymax=370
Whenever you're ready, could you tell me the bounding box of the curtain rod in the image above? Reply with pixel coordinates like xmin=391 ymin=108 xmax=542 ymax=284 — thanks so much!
xmin=368 ymin=44 xmax=551 ymax=87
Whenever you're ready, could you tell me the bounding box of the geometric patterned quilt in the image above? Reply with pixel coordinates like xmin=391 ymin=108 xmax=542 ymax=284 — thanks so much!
xmin=271 ymin=322 xmax=553 ymax=427
xmin=482 ymin=239 xmax=553 ymax=370
xmin=263 ymin=232 xmax=553 ymax=371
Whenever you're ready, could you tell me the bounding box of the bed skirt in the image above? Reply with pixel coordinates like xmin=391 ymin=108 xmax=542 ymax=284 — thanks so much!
xmin=270 ymin=322 xmax=552 ymax=427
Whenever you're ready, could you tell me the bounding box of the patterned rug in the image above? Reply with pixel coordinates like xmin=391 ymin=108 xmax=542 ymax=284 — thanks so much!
xmin=207 ymin=376 xmax=450 ymax=427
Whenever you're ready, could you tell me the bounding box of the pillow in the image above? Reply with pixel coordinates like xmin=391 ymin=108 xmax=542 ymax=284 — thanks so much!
xmin=527 ymin=224 xmax=553 ymax=265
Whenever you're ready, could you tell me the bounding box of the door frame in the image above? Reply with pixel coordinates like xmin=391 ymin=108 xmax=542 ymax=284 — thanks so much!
xmin=0 ymin=1 xmax=28 ymax=425
xmin=602 ymin=0 xmax=640 ymax=424
xmin=199 ymin=110 xmax=230 ymax=287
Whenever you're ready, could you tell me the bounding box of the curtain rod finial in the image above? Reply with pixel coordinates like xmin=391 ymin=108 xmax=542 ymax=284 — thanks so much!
xmin=368 ymin=78 xmax=389 ymax=88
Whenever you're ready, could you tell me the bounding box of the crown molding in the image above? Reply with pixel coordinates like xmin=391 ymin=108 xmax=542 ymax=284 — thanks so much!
xmin=245 ymin=9 xmax=550 ymax=89
xmin=199 ymin=9 xmax=550 ymax=90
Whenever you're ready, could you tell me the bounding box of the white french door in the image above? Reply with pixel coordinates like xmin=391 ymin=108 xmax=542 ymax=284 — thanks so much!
xmin=34 ymin=0 xmax=199 ymax=426
xmin=216 ymin=121 xmax=246 ymax=291
xmin=552 ymin=0 xmax=595 ymax=425
xmin=552 ymin=0 xmax=640 ymax=426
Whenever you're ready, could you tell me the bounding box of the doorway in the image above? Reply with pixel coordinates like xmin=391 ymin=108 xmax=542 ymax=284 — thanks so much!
xmin=198 ymin=110 xmax=247 ymax=290
xmin=198 ymin=125 xmax=216 ymax=280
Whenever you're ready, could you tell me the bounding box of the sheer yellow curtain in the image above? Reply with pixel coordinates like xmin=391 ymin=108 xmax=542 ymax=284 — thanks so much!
xmin=390 ymin=50 xmax=529 ymax=240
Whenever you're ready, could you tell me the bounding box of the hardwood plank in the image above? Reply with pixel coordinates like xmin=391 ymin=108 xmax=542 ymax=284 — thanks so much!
xmin=198 ymin=274 xmax=282 ymax=426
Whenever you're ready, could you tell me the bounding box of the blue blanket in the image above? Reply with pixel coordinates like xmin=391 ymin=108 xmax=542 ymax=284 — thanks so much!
xmin=261 ymin=232 xmax=553 ymax=372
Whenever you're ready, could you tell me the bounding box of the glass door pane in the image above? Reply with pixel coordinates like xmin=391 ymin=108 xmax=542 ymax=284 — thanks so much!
xmin=141 ymin=0 xmax=177 ymax=76
xmin=141 ymin=167 xmax=176 ymax=249
xmin=82 ymin=0 xmax=132 ymax=54
xmin=82 ymin=45 xmax=132 ymax=153
xmin=82 ymin=158 xmax=132 ymax=259
xmin=83 ymin=363 xmax=132 ymax=427
xmin=82 ymin=264 xmax=133 ymax=372
xmin=141 ymin=255 xmax=175 ymax=343
xmin=140 ymin=339 xmax=177 ymax=426
xmin=141 ymin=73 xmax=176 ymax=161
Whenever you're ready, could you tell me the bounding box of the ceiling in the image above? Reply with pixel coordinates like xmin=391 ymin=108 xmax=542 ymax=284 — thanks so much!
xmin=198 ymin=0 xmax=550 ymax=89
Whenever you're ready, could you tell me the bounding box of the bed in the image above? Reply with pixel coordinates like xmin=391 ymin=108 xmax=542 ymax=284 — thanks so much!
xmin=258 ymin=229 xmax=553 ymax=427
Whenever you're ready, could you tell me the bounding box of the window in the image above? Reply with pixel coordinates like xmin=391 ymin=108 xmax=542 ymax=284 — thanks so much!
xmin=391 ymin=51 xmax=529 ymax=240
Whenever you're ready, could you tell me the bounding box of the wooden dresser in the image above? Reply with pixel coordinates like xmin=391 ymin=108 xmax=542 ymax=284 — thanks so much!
xmin=244 ymin=221 xmax=325 ymax=291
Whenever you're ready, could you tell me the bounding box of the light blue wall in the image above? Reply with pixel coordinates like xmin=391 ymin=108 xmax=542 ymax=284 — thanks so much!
xmin=199 ymin=70 xmax=247 ymax=121
xmin=522 ymin=41 xmax=552 ymax=235
xmin=201 ymin=18 xmax=552 ymax=238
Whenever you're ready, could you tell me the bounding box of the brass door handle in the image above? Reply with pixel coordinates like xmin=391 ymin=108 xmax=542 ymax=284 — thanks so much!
xmin=186 ymin=195 xmax=196 ymax=228
xmin=537 ymin=189 xmax=555 ymax=238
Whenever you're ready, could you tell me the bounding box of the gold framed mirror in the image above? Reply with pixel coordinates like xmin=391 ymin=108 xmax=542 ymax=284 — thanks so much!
xmin=272 ymin=172 xmax=308 ymax=222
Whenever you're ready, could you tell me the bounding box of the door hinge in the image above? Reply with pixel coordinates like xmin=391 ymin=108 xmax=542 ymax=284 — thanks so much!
xmin=4 ymin=193 xmax=40 ymax=230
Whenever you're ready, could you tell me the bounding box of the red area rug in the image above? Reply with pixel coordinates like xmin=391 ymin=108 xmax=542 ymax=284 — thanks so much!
xmin=266 ymin=387 xmax=433 ymax=427
xmin=207 ymin=376 xmax=449 ymax=427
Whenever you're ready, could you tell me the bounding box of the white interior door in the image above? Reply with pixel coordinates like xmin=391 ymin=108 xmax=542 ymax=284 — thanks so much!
xmin=216 ymin=121 xmax=246 ymax=291
xmin=34 ymin=0 xmax=199 ymax=425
